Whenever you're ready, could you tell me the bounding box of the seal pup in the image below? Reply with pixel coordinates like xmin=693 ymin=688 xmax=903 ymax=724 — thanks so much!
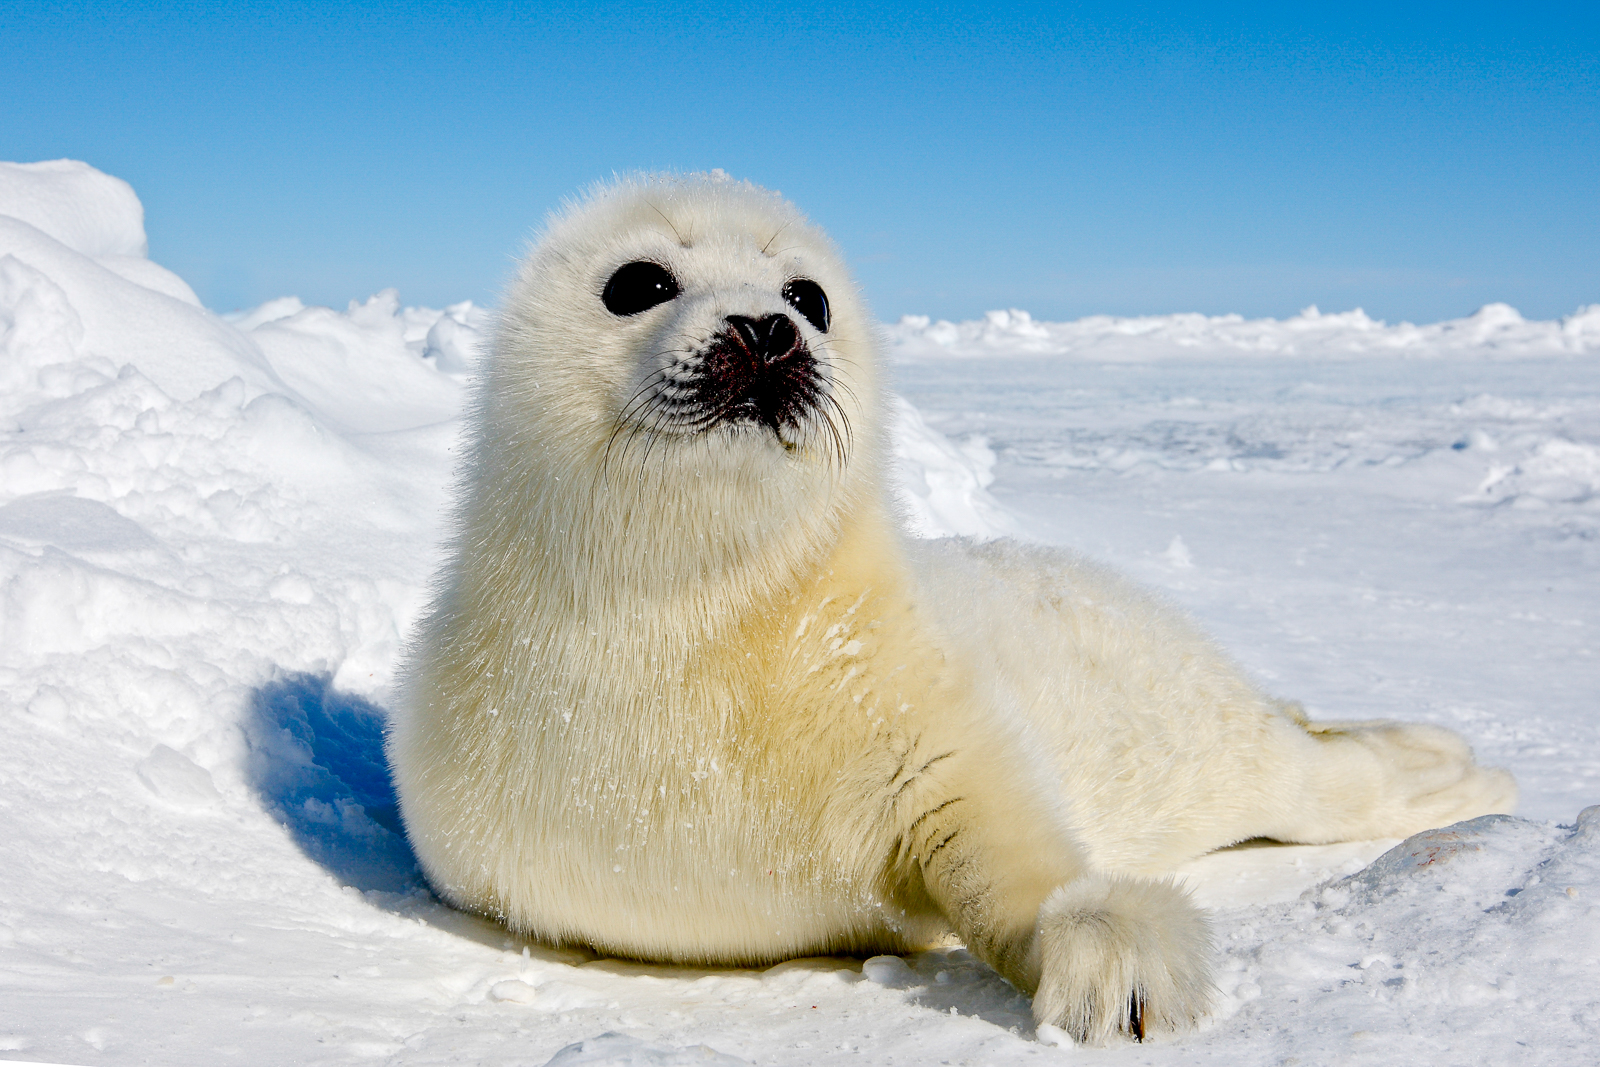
xmin=389 ymin=174 xmax=1516 ymax=1043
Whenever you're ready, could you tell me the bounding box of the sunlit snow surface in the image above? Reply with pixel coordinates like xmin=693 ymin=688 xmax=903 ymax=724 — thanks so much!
xmin=2 ymin=161 xmax=1599 ymax=1066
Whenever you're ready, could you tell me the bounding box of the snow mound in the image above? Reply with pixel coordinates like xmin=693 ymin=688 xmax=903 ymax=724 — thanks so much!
xmin=1209 ymin=811 xmax=1600 ymax=1058
xmin=1470 ymin=439 xmax=1600 ymax=508
xmin=228 ymin=289 xmax=486 ymax=433
xmin=0 ymin=158 xmax=148 ymax=258
xmin=542 ymin=1032 xmax=752 ymax=1066
xmin=226 ymin=291 xmax=490 ymax=378
xmin=1332 ymin=814 xmax=1563 ymax=905
xmin=889 ymin=397 xmax=1012 ymax=539
xmin=889 ymin=304 xmax=1600 ymax=361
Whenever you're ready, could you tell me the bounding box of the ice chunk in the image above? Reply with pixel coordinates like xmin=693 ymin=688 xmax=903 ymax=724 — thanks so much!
xmin=488 ymin=979 xmax=539 ymax=1003
xmin=1331 ymin=814 xmax=1556 ymax=906
xmin=135 ymin=744 xmax=221 ymax=807
xmin=860 ymin=954 xmax=916 ymax=988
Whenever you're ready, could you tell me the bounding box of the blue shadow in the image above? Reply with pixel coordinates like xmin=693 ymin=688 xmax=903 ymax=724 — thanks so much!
xmin=244 ymin=673 xmax=425 ymax=895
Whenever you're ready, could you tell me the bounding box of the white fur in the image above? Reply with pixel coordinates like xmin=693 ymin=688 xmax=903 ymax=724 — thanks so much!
xmin=389 ymin=174 xmax=1517 ymax=1043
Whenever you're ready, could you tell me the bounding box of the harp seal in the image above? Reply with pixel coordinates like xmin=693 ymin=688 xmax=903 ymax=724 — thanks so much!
xmin=389 ymin=174 xmax=1515 ymax=1043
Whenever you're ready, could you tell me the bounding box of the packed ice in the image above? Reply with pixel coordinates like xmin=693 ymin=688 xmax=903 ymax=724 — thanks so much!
xmin=2 ymin=160 xmax=1597 ymax=1065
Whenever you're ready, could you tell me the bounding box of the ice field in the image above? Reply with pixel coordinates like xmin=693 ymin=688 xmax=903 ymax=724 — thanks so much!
xmin=2 ymin=160 xmax=1599 ymax=1066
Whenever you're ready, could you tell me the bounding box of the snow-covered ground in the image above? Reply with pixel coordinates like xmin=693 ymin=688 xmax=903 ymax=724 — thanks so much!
xmin=2 ymin=160 xmax=1598 ymax=1066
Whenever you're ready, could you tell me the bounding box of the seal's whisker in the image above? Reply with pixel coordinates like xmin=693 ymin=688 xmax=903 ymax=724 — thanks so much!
xmin=637 ymin=399 xmax=672 ymax=478
xmin=760 ymin=221 xmax=791 ymax=256
xmin=604 ymin=368 xmax=678 ymax=482
xmin=819 ymin=392 xmax=853 ymax=469
xmin=644 ymin=199 xmax=686 ymax=246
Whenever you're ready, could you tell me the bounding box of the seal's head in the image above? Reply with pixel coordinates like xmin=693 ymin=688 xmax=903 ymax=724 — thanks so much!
xmin=466 ymin=174 xmax=885 ymax=603
xmin=493 ymin=174 xmax=876 ymax=474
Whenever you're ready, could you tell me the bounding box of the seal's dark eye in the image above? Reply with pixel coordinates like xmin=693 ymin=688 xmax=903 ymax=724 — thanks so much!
xmin=602 ymin=261 xmax=680 ymax=316
xmin=782 ymin=278 xmax=829 ymax=333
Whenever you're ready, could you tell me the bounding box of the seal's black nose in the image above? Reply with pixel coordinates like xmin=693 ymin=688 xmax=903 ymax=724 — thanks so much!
xmin=694 ymin=312 xmax=821 ymax=437
xmin=725 ymin=313 xmax=800 ymax=363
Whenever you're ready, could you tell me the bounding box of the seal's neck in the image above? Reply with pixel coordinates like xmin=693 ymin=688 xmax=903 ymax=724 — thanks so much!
xmin=459 ymin=432 xmax=886 ymax=646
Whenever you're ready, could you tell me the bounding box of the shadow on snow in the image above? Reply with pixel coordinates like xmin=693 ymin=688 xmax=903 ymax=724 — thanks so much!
xmin=242 ymin=672 xmax=597 ymax=958
xmin=243 ymin=672 xmax=425 ymax=895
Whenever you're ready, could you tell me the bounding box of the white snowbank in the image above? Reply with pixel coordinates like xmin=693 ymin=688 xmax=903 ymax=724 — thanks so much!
xmin=0 ymin=159 xmax=148 ymax=259
xmin=889 ymin=303 xmax=1600 ymax=361
xmin=889 ymin=396 xmax=1011 ymax=539
xmin=2 ymin=160 xmax=1596 ymax=1066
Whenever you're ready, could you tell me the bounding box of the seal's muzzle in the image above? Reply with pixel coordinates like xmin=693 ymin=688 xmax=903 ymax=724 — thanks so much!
xmin=694 ymin=312 xmax=823 ymax=436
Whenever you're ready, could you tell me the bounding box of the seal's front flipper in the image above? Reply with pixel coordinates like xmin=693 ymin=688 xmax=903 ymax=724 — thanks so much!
xmin=1031 ymin=874 xmax=1213 ymax=1045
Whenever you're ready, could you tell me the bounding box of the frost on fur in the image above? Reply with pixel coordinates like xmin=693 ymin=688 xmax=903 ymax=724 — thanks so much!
xmin=1031 ymin=875 xmax=1215 ymax=1045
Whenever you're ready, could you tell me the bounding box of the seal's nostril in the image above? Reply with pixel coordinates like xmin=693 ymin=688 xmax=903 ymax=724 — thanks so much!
xmin=763 ymin=314 xmax=797 ymax=357
xmin=725 ymin=314 xmax=761 ymax=354
xmin=725 ymin=313 xmax=799 ymax=362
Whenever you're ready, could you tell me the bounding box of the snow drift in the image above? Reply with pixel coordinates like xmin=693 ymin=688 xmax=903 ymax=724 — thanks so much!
xmin=889 ymin=303 xmax=1600 ymax=361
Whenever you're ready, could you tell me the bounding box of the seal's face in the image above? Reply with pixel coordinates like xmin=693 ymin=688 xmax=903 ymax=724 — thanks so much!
xmin=600 ymin=257 xmax=843 ymax=461
xmin=497 ymin=176 xmax=876 ymax=488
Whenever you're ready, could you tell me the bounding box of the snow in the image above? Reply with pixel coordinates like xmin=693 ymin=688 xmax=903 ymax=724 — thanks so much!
xmin=888 ymin=396 xmax=1012 ymax=539
xmin=0 ymin=161 xmax=148 ymax=261
xmin=2 ymin=161 xmax=1598 ymax=1065
xmin=888 ymin=304 xmax=1600 ymax=361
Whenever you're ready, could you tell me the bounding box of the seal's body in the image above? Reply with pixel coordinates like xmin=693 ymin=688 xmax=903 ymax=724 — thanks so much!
xmin=390 ymin=175 xmax=1516 ymax=1043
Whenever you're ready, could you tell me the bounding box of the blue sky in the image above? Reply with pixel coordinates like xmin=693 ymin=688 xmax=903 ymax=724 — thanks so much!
xmin=4 ymin=1 xmax=1596 ymax=323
